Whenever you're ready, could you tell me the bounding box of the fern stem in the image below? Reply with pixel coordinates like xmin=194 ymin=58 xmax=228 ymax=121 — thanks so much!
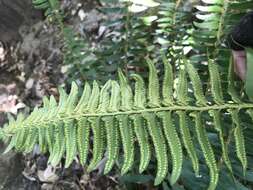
xmin=74 ymin=103 xmax=253 ymax=116
xmin=5 ymin=103 xmax=253 ymax=135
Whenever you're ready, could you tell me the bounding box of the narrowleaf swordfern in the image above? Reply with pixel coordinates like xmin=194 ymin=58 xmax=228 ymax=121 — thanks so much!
xmin=0 ymin=59 xmax=252 ymax=190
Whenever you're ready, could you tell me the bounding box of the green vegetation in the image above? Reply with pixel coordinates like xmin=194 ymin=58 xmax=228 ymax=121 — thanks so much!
xmin=2 ymin=0 xmax=253 ymax=189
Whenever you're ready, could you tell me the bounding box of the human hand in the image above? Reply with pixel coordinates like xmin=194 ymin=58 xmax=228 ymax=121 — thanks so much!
xmin=228 ymin=11 xmax=253 ymax=80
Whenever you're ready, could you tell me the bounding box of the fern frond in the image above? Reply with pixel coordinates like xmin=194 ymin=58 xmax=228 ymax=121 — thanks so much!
xmin=75 ymin=82 xmax=91 ymax=113
xmin=103 ymin=116 xmax=119 ymax=174
xmin=87 ymin=81 xmax=100 ymax=112
xmin=209 ymin=110 xmax=232 ymax=173
xmin=24 ymin=128 xmax=38 ymax=153
xmin=192 ymin=0 xmax=252 ymax=68
xmin=229 ymin=109 xmax=247 ymax=175
xmin=143 ymin=112 xmax=168 ymax=186
xmin=131 ymin=114 xmax=151 ymax=173
xmin=109 ymin=81 xmax=121 ymax=112
xmin=2 ymin=58 xmax=253 ymax=188
xmin=117 ymin=115 xmax=134 ymax=174
xmin=176 ymin=64 xmax=188 ymax=105
xmin=186 ymin=61 xmax=207 ymax=106
xmin=14 ymin=125 xmax=29 ymax=152
xmin=234 ymin=125 xmax=247 ymax=175
xmin=162 ymin=55 xmax=174 ymax=106
xmin=208 ymin=59 xmax=224 ymax=104
xmin=118 ymin=69 xmax=133 ymax=111
xmin=157 ymin=111 xmax=183 ymax=185
xmin=147 ymin=59 xmax=161 ymax=107
xmin=64 ymin=120 xmax=77 ymax=168
xmin=193 ymin=0 xmax=230 ymax=53
xmin=177 ymin=111 xmax=199 ymax=175
xmin=77 ymin=118 xmax=90 ymax=166
xmin=190 ymin=112 xmax=219 ymax=190
xmin=51 ymin=124 xmax=65 ymax=166
xmin=97 ymin=80 xmax=111 ymax=113
xmin=156 ymin=1 xmax=192 ymax=58
xmin=131 ymin=74 xmax=146 ymax=109
xmin=87 ymin=117 xmax=105 ymax=172
xmin=46 ymin=124 xmax=55 ymax=163
xmin=38 ymin=127 xmax=47 ymax=153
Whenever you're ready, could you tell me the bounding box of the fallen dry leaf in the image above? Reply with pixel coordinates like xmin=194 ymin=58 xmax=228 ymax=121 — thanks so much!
xmin=0 ymin=95 xmax=25 ymax=114
xmin=38 ymin=165 xmax=59 ymax=183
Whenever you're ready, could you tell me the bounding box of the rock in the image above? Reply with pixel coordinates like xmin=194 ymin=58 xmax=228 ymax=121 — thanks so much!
xmin=0 ymin=0 xmax=41 ymax=43
xmin=0 ymin=143 xmax=24 ymax=189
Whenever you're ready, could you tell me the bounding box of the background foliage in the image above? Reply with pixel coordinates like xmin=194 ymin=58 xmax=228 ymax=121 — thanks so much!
xmin=6 ymin=0 xmax=253 ymax=189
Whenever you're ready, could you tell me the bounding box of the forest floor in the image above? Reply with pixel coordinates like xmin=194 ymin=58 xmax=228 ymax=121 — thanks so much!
xmin=0 ymin=0 xmax=127 ymax=189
